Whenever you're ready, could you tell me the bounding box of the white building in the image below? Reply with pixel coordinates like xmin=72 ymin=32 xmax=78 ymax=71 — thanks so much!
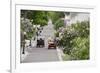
xmin=70 ymin=12 xmax=90 ymax=24
xmin=64 ymin=12 xmax=90 ymax=26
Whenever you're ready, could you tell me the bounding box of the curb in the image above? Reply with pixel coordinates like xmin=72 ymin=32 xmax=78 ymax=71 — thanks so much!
xmin=56 ymin=47 xmax=63 ymax=61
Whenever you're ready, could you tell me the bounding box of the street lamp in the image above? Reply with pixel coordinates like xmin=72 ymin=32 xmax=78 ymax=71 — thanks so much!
xmin=22 ymin=32 xmax=26 ymax=54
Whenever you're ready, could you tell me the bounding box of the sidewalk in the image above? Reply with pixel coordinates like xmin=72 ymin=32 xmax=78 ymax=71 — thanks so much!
xmin=20 ymin=50 xmax=29 ymax=62
xmin=56 ymin=47 xmax=64 ymax=61
xmin=21 ymin=39 xmax=36 ymax=62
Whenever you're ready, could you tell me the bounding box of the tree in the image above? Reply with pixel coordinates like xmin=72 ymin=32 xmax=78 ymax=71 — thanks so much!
xmin=26 ymin=28 xmax=35 ymax=46
xmin=59 ymin=21 xmax=90 ymax=60
xmin=70 ymin=21 xmax=90 ymax=60
xmin=21 ymin=10 xmax=48 ymax=26
xmin=59 ymin=26 xmax=76 ymax=54
xmin=70 ymin=37 xmax=89 ymax=60
xmin=21 ymin=10 xmax=49 ymax=47
xmin=54 ymin=19 xmax=64 ymax=30
xmin=21 ymin=17 xmax=34 ymax=47
xmin=32 ymin=11 xmax=48 ymax=26
xmin=47 ymin=12 xmax=64 ymax=24
xmin=21 ymin=10 xmax=34 ymax=20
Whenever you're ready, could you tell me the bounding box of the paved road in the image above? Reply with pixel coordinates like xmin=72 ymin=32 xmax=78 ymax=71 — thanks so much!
xmin=22 ymin=19 xmax=60 ymax=63
xmin=22 ymin=47 xmax=59 ymax=63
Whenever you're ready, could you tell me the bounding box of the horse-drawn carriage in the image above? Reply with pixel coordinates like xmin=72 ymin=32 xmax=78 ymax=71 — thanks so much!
xmin=36 ymin=36 xmax=45 ymax=48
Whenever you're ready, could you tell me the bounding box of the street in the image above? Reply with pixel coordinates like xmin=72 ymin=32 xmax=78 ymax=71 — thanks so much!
xmin=22 ymin=47 xmax=59 ymax=63
xmin=21 ymin=19 xmax=60 ymax=63
xmin=20 ymin=10 xmax=90 ymax=63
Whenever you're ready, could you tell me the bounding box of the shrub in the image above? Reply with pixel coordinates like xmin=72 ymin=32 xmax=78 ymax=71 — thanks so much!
xmin=71 ymin=37 xmax=89 ymax=60
xmin=59 ymin=21 xmax=90 ymax=60
xmin=55 ymin=31 xmax=59 ymax=37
